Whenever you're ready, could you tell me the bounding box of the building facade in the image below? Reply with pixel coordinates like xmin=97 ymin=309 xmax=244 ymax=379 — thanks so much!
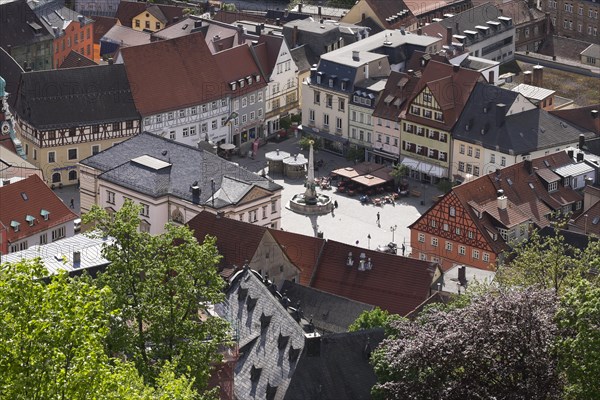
xmin=543 ymin=0 xmax=599 ymax=43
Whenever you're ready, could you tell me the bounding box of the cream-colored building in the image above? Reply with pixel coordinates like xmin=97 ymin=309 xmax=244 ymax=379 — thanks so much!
xmin=12 ymin=64 xmax=140 ymax=186
xmin=79 ymin=132 xmax=283 ymax=235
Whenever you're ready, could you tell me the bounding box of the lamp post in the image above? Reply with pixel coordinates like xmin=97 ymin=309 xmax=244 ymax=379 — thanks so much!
xmin=390 ymin=225 xmax=397 ymax=243
xmin=211 ymin=179 xmax=215 ymax=208
xmin=367 ymin=234 xmax=371 ymax=249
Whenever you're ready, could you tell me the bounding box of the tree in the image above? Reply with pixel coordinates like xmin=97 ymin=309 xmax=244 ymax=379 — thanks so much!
xmin=83 ymin=201 xmax=230 ymax=393
xmin=556 ymin=279 xmax=600 ymax=399
xmin=496 ymin=224 xmax=597 ymax=294
xmin=371 ymin=288 xmax=562 ymax=400
xmin=390 ymin=163 xmax=409 ymax=186
xmin=0 ymin=259 xmax=198 ymax=399
xmin=298 ymin=135 xmax=321 ymax=151
xmin=348 ymin=307 xmax=402 ymax=336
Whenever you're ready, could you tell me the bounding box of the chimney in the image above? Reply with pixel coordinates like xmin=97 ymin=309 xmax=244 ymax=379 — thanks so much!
xmin=446 ymin=26 xmax=452 ymax=46
xmin=532 ymin=65 xmax=543 ymax=86
xmin=585 ymin=176 xmax=594 ymax=186
xmin=298 ymin=2 xmax=302 ymax=13
xmin=458 ymin=265 xmax=467 ymax=286
xmin=545 ymin=12 xmax=551 ymax=35
xmin=497 ymin=189 xmax=507 ymax=210
xmin=496 ymin=103 xmax=506 ymax=127
xmin=352 ymin=50 xmax=360 ymax=61
xmin=523 ymin=70 xmax=532 ymax=85
xmin=173 ymin=16 xmax=179 ymax=22
xmin=579 ymin=133 xmax=585 ymax=149
xmin=455 ymin=22 xmax=459 ymax=35
xmin=276 ymin=18 xmax=281 ymax=26
xmin=577 ymin=152 xmax=584 ymax=162
xmin=194 ymin=20 xmax=202 ymax=29
xmin=318 ymin=6 xmax=322 ymax=17
xmin=78 ymin=15 xmax=85 ymax=26
xmin=591 ymin=110 xmax=598 ymax=119
xmin=417 ymin=26 xmax=422 ymax=35
xmin=524 ymin=159 xmax=533 ymax=175
xmin=108 ymin=58 xmax=114 ymax=65
xmin=73 ymin=251 xmax=81 ymax=265
xmin=488 ymin=70 xmax=495 ymax=84
xmin=452 ymin=64 xmax=460 ymax=73
xmin=255 ymin=23 xmax=262 ymax=35
xmin=567 ymin=149 xmax=574 ymax=159
xmin=292 ymin=25 xmax=298 ymax=48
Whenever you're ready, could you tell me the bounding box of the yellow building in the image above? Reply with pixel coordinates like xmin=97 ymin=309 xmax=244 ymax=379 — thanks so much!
xmin=13 ymin=64 xmax=140 ymax=186
xmin=132 ymin=6 xmax=169 ymax=32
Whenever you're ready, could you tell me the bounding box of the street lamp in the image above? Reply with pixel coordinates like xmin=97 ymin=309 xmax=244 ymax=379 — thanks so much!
xmin=390 ymin=225 xmax=398 ymax=243
xmin=367 ymin=234 xmax=371 ymax=249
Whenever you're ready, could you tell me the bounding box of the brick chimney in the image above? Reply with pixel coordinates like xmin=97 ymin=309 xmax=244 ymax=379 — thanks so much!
xmin=446 ymin=26 xmax=452 ymax=47
xmin=496 ymin=103 xmax=506 ymax=127
xmin=292 ymin=25 xmax=298 ymax=48
xmin=523 ymin=70 xmax=532 ymax=85
xmin=497 ymin=189 xmax=507 ymax=210
xmin=532 ymin=65 xmax=543 ymax=86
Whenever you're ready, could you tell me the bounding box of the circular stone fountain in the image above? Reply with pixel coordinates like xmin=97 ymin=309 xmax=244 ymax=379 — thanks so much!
xmin=289 ymin=141 xmax=334 ymax=215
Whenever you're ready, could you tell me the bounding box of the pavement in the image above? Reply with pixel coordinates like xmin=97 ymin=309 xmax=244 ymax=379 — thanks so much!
xmin=54 ymin=135 xmax=443 ymax=256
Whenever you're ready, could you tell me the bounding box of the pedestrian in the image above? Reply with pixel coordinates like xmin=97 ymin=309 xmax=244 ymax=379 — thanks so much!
xmin=376 ymin=212 xmax=380 ymax=224
xmin=334 ymin=200 xmax=338 ymax=209
xmin=69 ymin=198 xmax=74 ymax=209
xmin=401 ymin=243 xmax=406 ymax=256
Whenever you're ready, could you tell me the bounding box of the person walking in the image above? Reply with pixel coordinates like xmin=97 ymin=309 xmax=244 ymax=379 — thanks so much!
xmin=69 ymin=198 xmax=74 ymax=209
xmin=376 ymin=212 xmax=380 ymax=225
xmin=334 ymin=200 xmax=338 ymax=209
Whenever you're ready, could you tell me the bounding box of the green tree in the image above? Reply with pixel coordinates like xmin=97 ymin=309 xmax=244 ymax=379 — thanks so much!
xmin=0 ymin=259 xmax=198 ymax=399
xmin=348 ymin=307 xmax=401 ymax=336
xmin=371 ymin=288 xmax=562 ymax=400
xmin=298 ymin=135 xmax=321 ymax=151
xmin=556 ymin=279 xmax=600 ymax=399
xmin=83 ymin=201 xmax=230 ymax=392
xmin=497 ymin=225 xmax=597 ymax=294
xmin=390 ymin=163 xmax=409 ymax=186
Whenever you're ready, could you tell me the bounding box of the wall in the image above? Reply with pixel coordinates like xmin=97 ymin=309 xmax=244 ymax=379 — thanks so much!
xmin=543 ymin=0 xmax=600 ymax=44
xmin=53 ymin=20 xmax=95 ymax=68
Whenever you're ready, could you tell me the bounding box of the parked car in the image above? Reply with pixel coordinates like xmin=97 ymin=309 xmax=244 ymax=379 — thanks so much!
xmin=74 ymin=218 xmax=81 ymax=233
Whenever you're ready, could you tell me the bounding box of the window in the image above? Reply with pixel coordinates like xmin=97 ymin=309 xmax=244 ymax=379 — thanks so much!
xmin=455 ymin=227 xmax=461 ymax=235
xmin=575 ymin=200 xmax=582 ymax=210
xmin=239 ymin=213 xmax=244 ymax=221
xmin=468 ymin=230 xmax=474 ymax=239
xmin=271 ymin=200 xmax=277 ymax=214
xmin=419 ymin=253 xmax=427 ymax=261
xmin=490 ymin=154 xmax=495 ymax=164
xmin=39 ymin=233 xmax=47 ymax=245
xmin=169 ymin=131 xmax=176 ymax=140
xmin=410 ymin=105 xmax=420 ymax=115
xmin=190 ymin=106 xmax=197 ymax=115
xmin=459 ymin=144 xmax=465 ymax=154
xmin=423 ymin=93 xmax=432 ymax=102
xmin=472 ymin=249 xmax=480 ymax=260
xmin=140 ymin=203 xmax=149 ymax=217
xmin=459 ymin=246 xmax=466 ymax=255
xmin=467 ymin=146 xmax=473 ymax=157
xmin=145 ymin=21 xmax=150 ymax=29
xmin=501 ymin=156 xmax=506 ymax=166
xmin=308 ymin=110 xmax=315 ymax=123
xmin=107 ymin=190 xmax=115 ymax=204
xmin=68 ymin=148 xmax=77 ymax=160
xmin=336 ymin=117 xmax=342 ymax=132
xmin=434 ymin=112 xmax=443 ymax=121
xmin=314 ymin=91 xmax=320 ymax=104
xmin=48 ymin=151 xmax=56 ymax=163
xmin=326 ymin=94 xmax=333 ymax=108
xmin=183 ymin=128 xmax=189 ymax=137
xmin=69 ymin=170 xmax=77 ymax=181
xmin=323 ymin=114 xmax=329 ymax=128
xmin=473 ymin=166 xmax=480 ymax=176
xmin=431 ymin=220 xmax=437 ymax=228
xmin=483 ymin=253 xmax=490 ymax=262
xmin=431 ymin=237 xmax=438 ymax=247
xmin=548 ymin=181 xmax=558 ymax=192
xmin=338 ymin=98 xmax=345 ymax=111
xmin=51 ymin=226 xmax=65 ymax=241
xmin=258 ymin=108 xmax=263 ymax=118
xmin=418 ymin=233 xmax=425 ymax=243
xmin=156 ymin=22 xmax=161 ymax=30
xmin=475 ymin=149 xmax=480 ymax=159
xmin=458 ymin=162 xmax=465 ymax=172
xmin=241 ymin=114 xmax=247 ymax=124
xmin=190 ymin=126 xmax=196 ymax=136
xmin=449 ymin=206 xmax=456 ymax=217
xmin=135 ymin=19 xmax=140 ymax=28
xmin=179 ymin=109 xmax=185 ymax=118
xmin=446 ymin=242 xmax=453 ymax=251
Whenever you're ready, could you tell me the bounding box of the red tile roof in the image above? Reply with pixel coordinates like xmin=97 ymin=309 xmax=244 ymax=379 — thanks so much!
xmin=92 ymin=16 xmax=118 ymax=43
xmin=311 ymin=240 xmax=439 ymax=316
xmin=269 ymin=229 xmax=325 ymax=286
xmin=115 ymin=1 xmax=183 ymax=28
xmin=372 ymin=70 xmax=418 ymax=120
xmin=187 ymin=211 xmax=267 ymax=270
xmin=120 ymin=32 xmax=228 ymax=115
xmin=213 ymin=44 xmax=268 ymax=93
xmin=255 ymin=34 xmax=284 ymax=76
xmin=0 ymin=175 xmax=77 ymax=244
xmin=570 ymin=199 xmax=600 ymax=236
xmin=364 ymin=0 xmax=417 ymax=29
xmin=550 ymin=104 xmax=600 ymax=135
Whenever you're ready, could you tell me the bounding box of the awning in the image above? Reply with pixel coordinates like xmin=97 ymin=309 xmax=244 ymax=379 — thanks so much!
xmin=351 ymin=174 xmax=386 ymax=187
xmin=401 ymin=156 xmax=448 ymax=178
xmin=299 ymin=125 xmax=347 ymax=144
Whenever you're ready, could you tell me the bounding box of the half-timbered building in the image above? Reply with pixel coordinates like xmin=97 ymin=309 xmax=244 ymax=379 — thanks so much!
xmin=13 ymin=63 xmax=140 ymax=186
xmin=409 ymin=152 xmax=588 ymax=271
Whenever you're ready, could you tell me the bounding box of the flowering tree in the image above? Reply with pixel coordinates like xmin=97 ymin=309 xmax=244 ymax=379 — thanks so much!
xmin=371 ymin=288 xmax=562 ymax=400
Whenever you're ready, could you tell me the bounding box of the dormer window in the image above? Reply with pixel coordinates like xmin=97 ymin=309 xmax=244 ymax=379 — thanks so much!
xmin=10 ymin=220 xmax=20 ymax=232
xmin=255 ymin=75 xmax=261 ymax=82
xmin=328 ymin=78 xmax=333 ymax=87
xmin=40 ymin=209 xmax=50 ymax=221
xmin=230 ymin=82 xmax=237 ymax=90
xmin=548 ymin=181 xmax=558 ymax=192
xmin=25 ymin=215 xmax=35 ymax=226
xmin=239 ymin=79 xmax=245 ymax=88
xmin=246 ymin=76 xmax=252 ymax=84
xmin=564 ymin=177 xmax=570 ymax=187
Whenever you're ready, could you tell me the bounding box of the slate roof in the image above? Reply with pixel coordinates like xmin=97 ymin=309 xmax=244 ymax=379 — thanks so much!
xmin=310 ymin=240 xmax=439 ymax=316
xmin=0 ymin=174 xmax=78 ymax=244
xmin=187 ymin=211 xmax=267 ymax=271
xmin=454 ymin=82 xmax=595 ymax=155
xmin=280 ymin=280 xmax=375 ymax=334
xmin=115 ymin=0 xmax=183 ymax=28
xmin=32 ymin=3 xmax=93 ymax=33
xmin=119 ymin=32 xmax=227 ymax=116
xmin=580 ymin=43 xmax=600 ymax=58
xmin=0 ymin=47 xmax=24 ymax=107
xmin=550 ymin=104 xmax=600 ymax=135
xmin=289 ymin=44 xmax=313 ymax=74
xmin=14 ymin=63 xmax=139 ymax=130
xmin=0 ymin=0 xmax=54 ymax=49
xmin=80 ymin=132 xmax=281 ymax=205
xmin=92 ymin=16 xmax=118 ymax=43
xmin=58 ymin=50 xmax=98 ymax=69
xmin=403 ymin=60 xmax=483 ymax=131
xmin=269 ymin=228 xmax=325 ymax=286
xmin=215 ymin=268 xmax=308 ymax=400
xmin=283 ymin=328 xmax=385 ymax=400
xmin=255 ymin=34 xmax=284 ymax=77
xmin=372 ymin=70 xmax=417 ymax=120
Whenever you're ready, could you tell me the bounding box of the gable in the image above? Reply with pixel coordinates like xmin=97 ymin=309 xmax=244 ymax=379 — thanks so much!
xmin=237 ymin=185 xmax=272 ymax=205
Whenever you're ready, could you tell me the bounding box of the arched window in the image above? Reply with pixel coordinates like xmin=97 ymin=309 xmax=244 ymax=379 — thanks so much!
xmin=52 ymin=172 xmax=61 ymax=183
xmin=171 ymin=209 xmax=184 ymax=224
xmin=68 ymin=170 xmax=77 ymax=181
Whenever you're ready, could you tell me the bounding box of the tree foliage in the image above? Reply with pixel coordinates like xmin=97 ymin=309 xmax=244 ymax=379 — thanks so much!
xmin=83 ymin=201 xmax=229 ymax=393
xmin=348 ymin=307 xmax=402 ymax=336
xmin=497 ymin=225 xmax=598 ymax=294
xmin=556 ymin=279 xmax=600 ymax=399
xmin=0 ymin=259 xmax=198 ymax=399
xmin=371 ymin=288 xmax=562 ymax=400
xmin=390 ymin=164 xmax=409 ymax=185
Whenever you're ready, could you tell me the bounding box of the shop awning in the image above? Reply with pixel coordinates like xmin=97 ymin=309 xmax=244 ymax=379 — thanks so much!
xmin=298 ymin=125 xmax=347 ymax=144
xmin=401 ymin=156 xmax=448 ymax=178
xmin=351 ymin=174 xmax=387 ymax=187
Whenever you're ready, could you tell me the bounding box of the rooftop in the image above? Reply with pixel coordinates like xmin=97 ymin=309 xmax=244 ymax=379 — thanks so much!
xmin=511 ymin=83 xmax=555 ymax=101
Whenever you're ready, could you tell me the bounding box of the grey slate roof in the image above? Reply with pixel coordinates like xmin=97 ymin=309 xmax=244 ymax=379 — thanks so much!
xmin=14 ymin=63 xmax=139 ymax=129
xmin=280 ymin=280 xmax=375 ymax=334
xmin=437 ymin=2 xmax=504 ymax=35
xmin=0 ymin=0 xmax=54 ymax=49
xmin=453 ymin=82 xmax=595 ymax=155
xmin=283 ymin=328 xmax=385 ymax=400
xmin=216 ymin=268 xmax=308 ymax=400
xmin=289 ymin=44 xmax=313 ymax=73
xmin=0 ymin=47 xmax=24 ymax=107
xmin=80 ymin=132 xmax=282 ymax=205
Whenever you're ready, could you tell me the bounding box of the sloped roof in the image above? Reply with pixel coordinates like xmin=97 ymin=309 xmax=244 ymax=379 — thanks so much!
xmin=269 ymin=228 xmax=325 ymax=286
xmin=372 ymin=70 xmax=417 ymax=120
xmin=119 ymin=32 xmax=227 ymax=115
xmin=58 ymin=50 xmax=98 ymax=69
xmin=363 ymin=0 xmax=417 ymax=29
xmin=115 ymin=0 xmax=183 ymax=28
xmin=289 ymin=44 xmax=313 ymax=73
xmin=80 ymin=132 xmax=281 ymax=205
xmin=215 ymin=268 xmax=307 ymax=400
xmin=0 ymin=47 xmax=24 ymax=107
xmin=150 ymin=16 xmax=196 ymax=40
xmin=284 ymin=328 xmax=385 ymax=400
xmin=0 ymin=174 xmax=77 ymax=244
xmin=280 ymin=280 xmax=374 ymax=334
xmin=92 ymin=16 xmax=118 ymax=43
xmin=454 ymin=83 xmax=595 ymax=155
xmin=570 ymin=200 xmax=600 ymax=237
xmin=100 ymin=24 xmax=151 ymax=47
xmin=32 ymin=3 xmax=93 ymax=33
xmin=213 ymin=44 xmax=268 ymax=94
xmin=212 ymin=9 xmax=267 ymax=25
xmin=311 ymin=240 xmax=439 ymax=316
xmin=580 ymin=43 xmax=600 ymax=58
xmin=14 ymin=64 xmax=138 ymax=130
xmin=404 ymin=60 xmax=482 ymax=130
xmin=550 ymin=104 xmax=600 ymax=135
xmin=255 ymin=34 xmax=284 ymax=76
xmin=187 ymin=211 xmax=267 ymax=270
xmin=0 ymin=0 xmax=54 ymax=49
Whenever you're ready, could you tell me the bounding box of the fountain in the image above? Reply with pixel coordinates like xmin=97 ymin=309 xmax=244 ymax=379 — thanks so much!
xmin=289 ymin=141 xmax=334 ymax=215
